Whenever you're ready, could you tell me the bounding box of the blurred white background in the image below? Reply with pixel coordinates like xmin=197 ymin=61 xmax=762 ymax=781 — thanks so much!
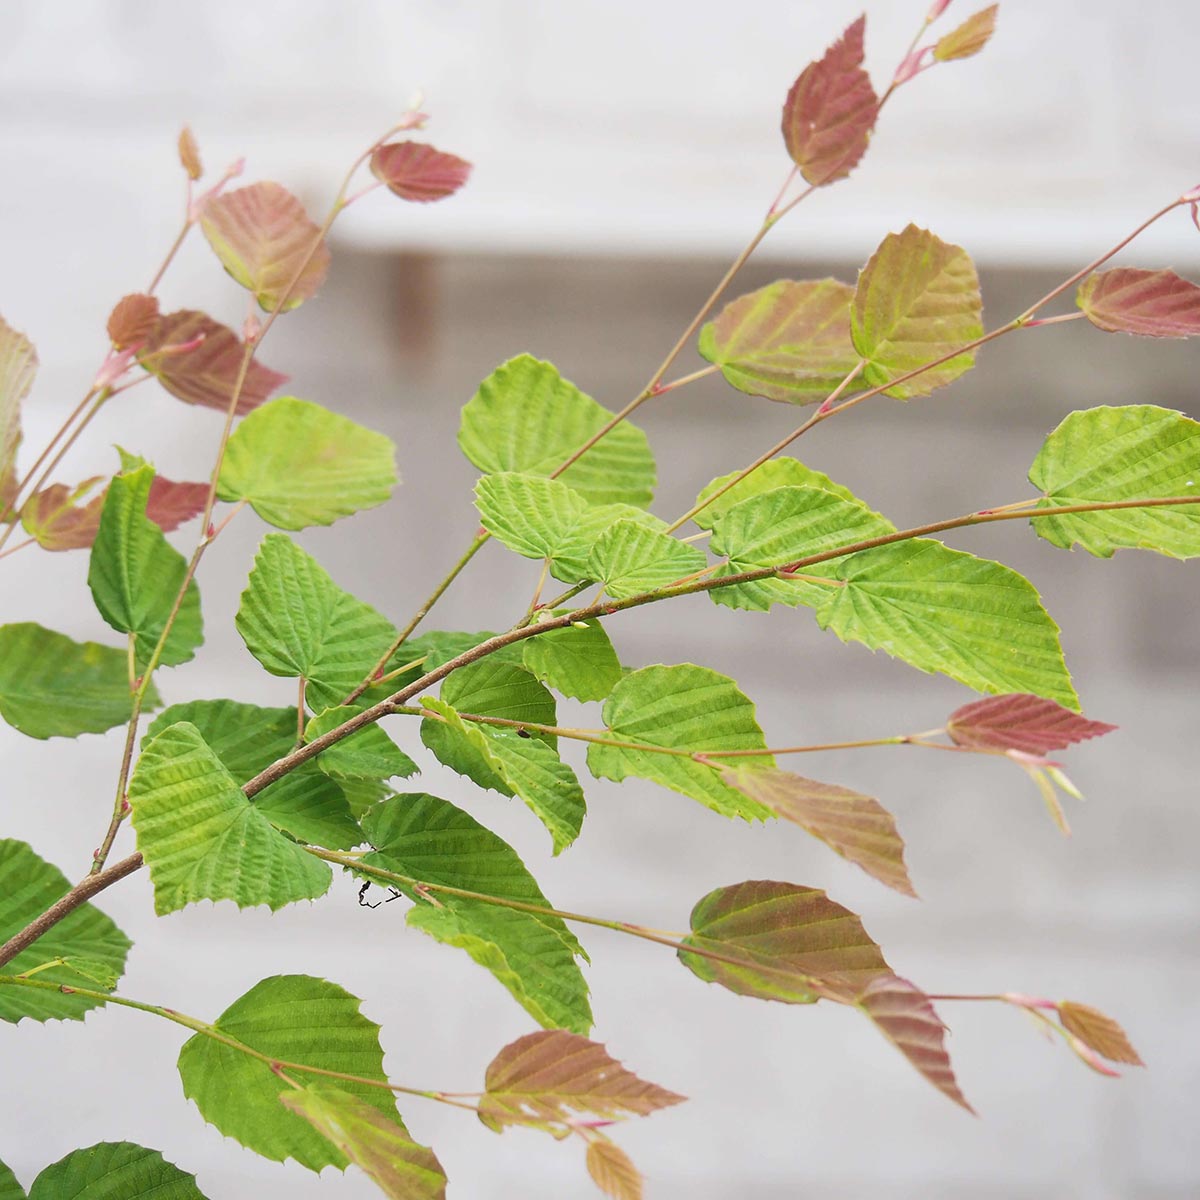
xmin=1 ymin=2 xmax=1198 ymax=1197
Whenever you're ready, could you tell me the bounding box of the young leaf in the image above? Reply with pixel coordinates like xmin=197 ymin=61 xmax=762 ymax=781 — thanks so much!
xmin=933 ymin=4 xmax=998 ymax=61
xmin=0 ymin=1157 xmax=23 ymax=1200
xmin=439 ymin=659 xmax=558 ymax=738
xmin=236 ymin=534 xmax=399 ymax=710
xmin=722 ymin=767 xmax=916 ymax=897
xmin=27 ymin=1143 xmax=208 ymax=1200
xmin=523 ymin=616 xmax=623 ymax=702
xmin=20 ymin=476 xmax=107 ymax=550
xmin=106 ymin=293 xmax=160 ymax=348
xmin=218 ymin=396 xmax=397 ymax=529
xmin=144 ymin=474 xmax=209 ymax=532
xmin=370 ymin=141 xmax=472 ymax=202
xmin=362 ymin=792 xmax=592 ymax=1033
xmin=177 ymin=124 xmax=202 ymax=179
xmin=1075 ymin=268 xmax=1200 ymax=337
xmin=200 ymin=181 xmax=331 ymax=311
xmin=586 ymin=1138 xmax=642 ymax=1200
xmin=1056 ymin=1001 xmax=1143 ymax=1067
xmin=851 ymin=225 xmax=983 ymax=398
xmin=280 ymin=1082 xmax=448 ymax=1200
xmin=88 ymin=464 xmax=203 ymax=673
xmin=138 ymin=309 xmax=287 ymax=415
xmin=128 ymin=722 xmax=332 ymax=914
xmin=478 ymin=1030 xmax=684 ymax=1133
xmin=857 ymin=974 xmax=973 ymax=1111
xmin=0 ymin=840 xmax=131 ymax=1024
xmin=305 ymin=706 xmax=418 ymax=783
xmin=0 ymin=316 xmax=37 ymax=510
xmin=588 ymin=519 xmax=707 ymax=599
xmin=0 ymin=623 xmax=155 ymax=739
xmin=947 ymin=693 xmax=1116 ymax=754
xmin=698 ymin=279 xmax=860 ymax=404
xmin=679 ymin=880 xmax=890 ymax=1005
xmin=781 ymin=16 xmax=878 ymax=186
xmin=474 ymin=472 xmax=591 ymax=562
xmin=459 ymin=355 xmax=656 ymax=507
xmin=1029 ymin=405 xmax=1200 ymax=558
xmin=587 ymin=664 xmax=774 ymax=821
xmin=177 ymin=974 xmax=397 ymax=1172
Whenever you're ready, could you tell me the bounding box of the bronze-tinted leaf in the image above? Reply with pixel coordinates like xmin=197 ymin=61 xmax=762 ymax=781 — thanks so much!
xmin=0 ymin=316 xmax=37 ymax=512
xmin=933 ymin=4 xmax=998 ymax=62
xmin=1076 ymin=268 xmax=1200 ymax=338
xmin=722 ymin=767 xmax=915 ymax=897
xmin=781 ymin=16 xmax=878 ymax=186
xmin=857 ymin=974 xmax=974 ymax=1111
xmin=146 ymin=475 xmax=209 ymax=532
xmin=678 ymin=880 xmax=890 ymax=1004
xmin=586 ymin=1138 xmax=643 ymax=1200
xmin=178 ymin=124 xmax=203 ymax=180
xmin=139 ymin=310 xmax=288 ymax=415
xmin=478 ymin=1030 xmax=685 ymax=1134
xmin=1057 ymin=1001 xmax=1144 ymax=1066
xmin=107 ymin=294 xmax=161 ymax=349
xmin=947 ymin=693 xmax=1116 ymax=755
xmin=20 ymin=477 xmax=107 ymax=550
xmin=200 ymin=181 xmax=331 ymax=312
xmin=370 ymin=142 xmax=472 ymax=202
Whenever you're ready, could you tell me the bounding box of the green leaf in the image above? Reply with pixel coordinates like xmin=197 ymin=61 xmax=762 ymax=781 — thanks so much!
xmin=27 ymin=1143 xmax=208 ymax=1200
xmin=678 ymin=880 xmax=890 ymax=1005
xmin=698 ymin=279 xmax=860 ymax=404
xmin=305 ymin=706 xmax=418 ymax=782
xmin=363 ymin=793 xmax=591 ymax=1032
xmin=587 ymin=665 xmax=773 ymax=820
xmin=0 ymin=840 xmax=131 ymax=1024
xmin=0 ymin=623 xmax=156 ymax=739
xmin=146 ymin=699 xmax=363 ymax=850
xmin=439 ymin=659 xmax=558 ymax=740
xmin=851 ymin=225 xmax=983 ymax=398
xmin=128 ymin=722 xmax=332 ymax=914
xmin=236 ymin=534 xmax=399 ymax=710
xmin=199 ymin=181 xmax=330 ymax=312
xmin=474 ymin=472 xmax=590 ymax=561
xmin=458 ymin=355 xmax=656 ymax=507
xmin=0 ymin=315 xmax=37 ymax=514
xmin=523 ymin=615 xmax=622 ymax=701
xmin=0 ymin=1157 xmax=24 ymax=1200
xmin=1028 ymin=405 xmax=1200 ymax=558
xmin=280 ymin=1083 xmax=447 ymax=1199
xmin=549 ymin=503 xmax=667 ymax=584
xmin=54 ymin=957 xmax=122 ymax=990
xmin=88 ymin=465 xmax=203 ymax=672
xmin=589 ymin=520 xmax=707 ymax=600
xmin=218 ymin=396 xmax=397 ymax=529
xmin=707 ymin=484 xmax=894 ymax=612
xmin=177 ymin=974 xmax=396 ymax=1172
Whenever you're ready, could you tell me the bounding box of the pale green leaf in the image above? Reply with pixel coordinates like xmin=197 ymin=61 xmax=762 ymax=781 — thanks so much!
xmin=236 ymin=534 xmax=399 ymax=710
xmin=474 ymin=472 xmax=589 ymax=561
xmin=0 ymin=316 xmax=36 ymax=513
xmin=420 ymin=697 xmax=511 ymax=794
xmin=1028 ymin=404 xmax=1200 ymax=558
xmin=589 ymin=520 xmax=707 ymax=600
xmin=458 ymin=355 xmax=656 ymax=506
xmin=178 ymin=974 xmax=395 ymax=1172
xmin=0 ymin=623 xmax=156 ymax=739
xmin=0 ymin=1157 xmax=23 ymax=1200
xmin=218 ymin=396 xmax=397 ymax=529
xmin=523 ymin=615 xmax=622 ymax=701
xmin=55 ymin=957 xmax=121 ymax=990
xmin=87 ymin=465 xmax=202 ymax=672
xmin=851 ymin=225 xmax=982 ymax=398
xmin=27 ymin=1143 xmax=208 ymax=1200
xmin=0 ymin=840 xmax=131 ymax=1024
xmin=549 ymin=503 xmax=667 ymax=583
xmin=439 ymin=659 xmax=557 ymax=740
xmin=305 ymin=706 xmax=418 ymax=782
xmin=587 ymin=665 xmax=773 ymax=820
xmin=128 ymin=723 xmax=332 ymax=914
xmin=363 ymin=793 xmax=591 ymax=1032
xmin=698 ymin=279 xmax=860 ymax=404
xmin=280 ymin=1083 xmax=447 ymax=1200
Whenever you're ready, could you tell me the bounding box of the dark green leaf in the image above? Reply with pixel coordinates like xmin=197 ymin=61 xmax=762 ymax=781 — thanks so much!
xmin=305 ymin=706 xmax=418 ymax=783
xmin=27 ymin=1143 xmax=208 ymax=1200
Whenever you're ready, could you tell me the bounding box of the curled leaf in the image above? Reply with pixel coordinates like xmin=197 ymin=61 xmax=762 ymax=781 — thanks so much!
xmin=933 ymin=4 xmax=998 ymax=61
xmin=947 ymin=694 xmax=1116 ymax=755
xmin=1057 ymin=1001 xmax=1143 ymax=1067
xmin=178 ymin=125 xmax=203 ymax=180
xmin=370 ymin=142 xmax=472 ymax=202
xmin=782 ymin=16 xmax=879 ymax=186
xmin=1076 ymin=268 xmax=1200 ymax=338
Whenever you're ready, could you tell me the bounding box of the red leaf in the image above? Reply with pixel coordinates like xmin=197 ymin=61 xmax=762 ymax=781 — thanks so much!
xmin=138 ymin=310 xmax=288 ymax=415
xmin=858 ymin=975 xmax=974 ymax=1112
xmin=1076 ymin=268 xmax=1200 ymax=338
xmin=178 ymin=124 xmax=203 ymax=181
xmin=20 ymin=477 xmax=107 ymax=550
xmin=933 ymin=5 xmax=998 ymax=62
xmin=146 ymin=474 xmax=209 ymax=532
xmin=107 ymin=293 xmax=160 ymax=349
xmin=947 ymin=693 xmax=1116 ymax=755
xmin=200 ymin=181 xmax=331 ymax=312
xmin=781 ymin=15 xmax=879 ymax=186
xmin=1058 ymin=1001 xmax=1144 ymax=1067
xmin=370 ymin=142 xmax=472 ymax=203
